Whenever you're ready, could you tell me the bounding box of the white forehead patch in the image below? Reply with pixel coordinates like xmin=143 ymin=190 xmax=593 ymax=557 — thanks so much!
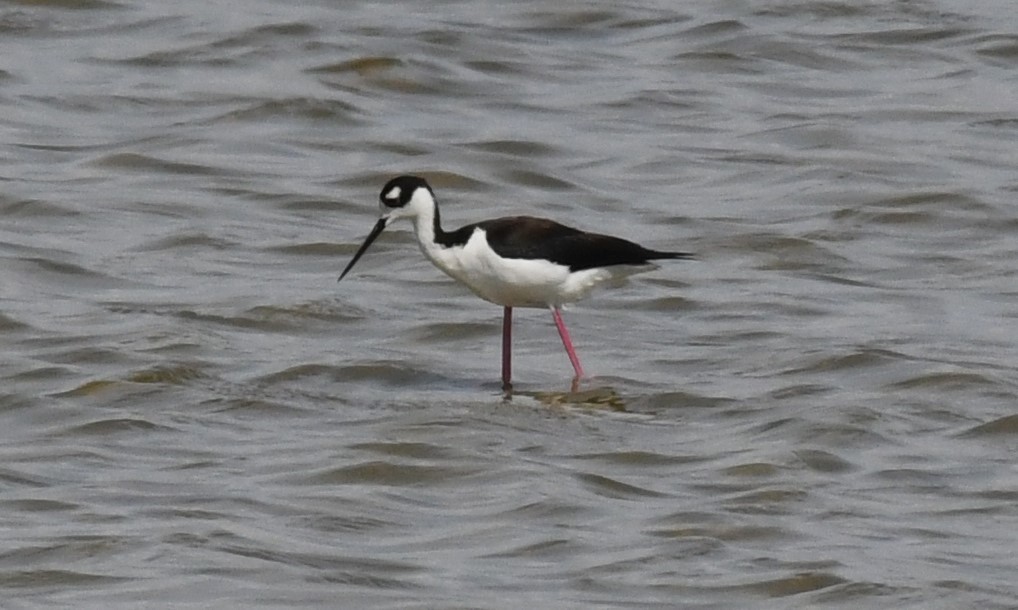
xmin=383 ymin=186 xmax=401 ymax=201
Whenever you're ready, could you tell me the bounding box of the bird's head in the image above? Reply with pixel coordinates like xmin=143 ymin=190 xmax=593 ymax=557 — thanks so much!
xmin=338 ymin=175 xmax=436 ymax=281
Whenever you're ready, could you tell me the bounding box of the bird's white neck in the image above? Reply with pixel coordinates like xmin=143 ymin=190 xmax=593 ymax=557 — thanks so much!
xmin=407 ymin=199 xmax=445 ymax=261
xmin=393 ymin=189 xmax=469 ymax=282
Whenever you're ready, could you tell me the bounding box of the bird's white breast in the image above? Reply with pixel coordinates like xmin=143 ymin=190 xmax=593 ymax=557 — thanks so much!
xmin=421 ymin=228 xmax=617 ymax=308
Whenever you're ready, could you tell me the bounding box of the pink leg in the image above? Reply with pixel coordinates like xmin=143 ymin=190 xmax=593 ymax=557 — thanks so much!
xmin=502 ymin=306 xmax=512 ymax=391
xmin=551 ymin=307 xmax=585 ymax=380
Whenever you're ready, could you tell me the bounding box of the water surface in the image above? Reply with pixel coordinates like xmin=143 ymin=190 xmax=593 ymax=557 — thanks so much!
xmin=2 ymin=0 xmax=1018 ymax=607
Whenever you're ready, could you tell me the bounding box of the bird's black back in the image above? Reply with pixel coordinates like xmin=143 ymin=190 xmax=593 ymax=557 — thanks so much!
xmin=441 ymin=216 xmax=691 ymax=272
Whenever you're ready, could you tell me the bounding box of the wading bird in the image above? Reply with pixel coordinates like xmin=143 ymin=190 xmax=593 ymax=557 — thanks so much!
xmin=339 ymin=175 xmax=690 ymax=391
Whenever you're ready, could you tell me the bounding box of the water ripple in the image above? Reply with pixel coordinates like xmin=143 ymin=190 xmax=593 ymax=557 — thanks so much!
xmin=2 ymin=0 xmax=1017 ymax=607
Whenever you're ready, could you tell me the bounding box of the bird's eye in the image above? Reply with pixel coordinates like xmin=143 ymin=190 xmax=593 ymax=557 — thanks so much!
xmin=381 ymin=186 xmax=402 ymax=207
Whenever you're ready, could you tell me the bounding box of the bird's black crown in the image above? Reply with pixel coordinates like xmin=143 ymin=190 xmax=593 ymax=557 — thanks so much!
xmin=380 ymin=175 xmax=433 ymax=209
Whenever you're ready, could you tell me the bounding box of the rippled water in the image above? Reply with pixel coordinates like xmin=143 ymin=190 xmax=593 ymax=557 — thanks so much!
xmin=3 ymin=0 xmax=1018 ymax=607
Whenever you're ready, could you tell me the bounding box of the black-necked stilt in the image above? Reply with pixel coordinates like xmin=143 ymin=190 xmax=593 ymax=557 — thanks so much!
xmin=339 ymin=175 xmax=691 ymax=391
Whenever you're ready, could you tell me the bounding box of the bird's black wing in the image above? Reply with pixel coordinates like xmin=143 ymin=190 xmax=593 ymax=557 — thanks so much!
xmin=471 ymin=216 xmax=690 ymax=272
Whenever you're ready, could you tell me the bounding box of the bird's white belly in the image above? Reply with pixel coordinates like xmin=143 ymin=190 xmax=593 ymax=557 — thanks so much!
xmin=423 ymin=230 xmax=615 ymax=308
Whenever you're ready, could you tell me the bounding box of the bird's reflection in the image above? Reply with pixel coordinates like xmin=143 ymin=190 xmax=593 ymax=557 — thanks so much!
xmin=506 ymin=380 xmax=627 ymax=411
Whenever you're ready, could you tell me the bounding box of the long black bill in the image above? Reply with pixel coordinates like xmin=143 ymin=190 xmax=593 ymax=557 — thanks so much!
xmin=338 ymin=217 xmax=388 ymax=281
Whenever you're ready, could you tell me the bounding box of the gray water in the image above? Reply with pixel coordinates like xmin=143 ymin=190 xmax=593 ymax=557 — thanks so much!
xmin=3 ymin=0 xmax=1018 ymax=607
